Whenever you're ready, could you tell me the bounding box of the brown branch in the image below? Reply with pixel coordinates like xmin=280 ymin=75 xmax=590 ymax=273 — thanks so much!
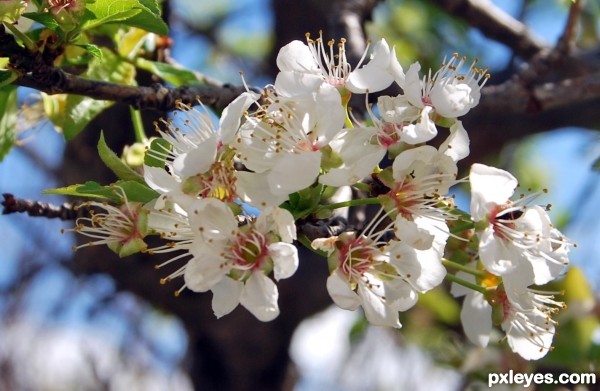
xmin=328 ymin=0 xmax=384 ymax=62
xmin=1 ymin=193 xmax=90 ymax=220
xmin=17 ymin=70 xmax=248 ymax=112
xmin=1 ymin=27 xmax=248 ymax=112
xmin=556 ymin=0 xmax=585 ymax=56
xmin=427 ymin=0 xmax=548 ymax=59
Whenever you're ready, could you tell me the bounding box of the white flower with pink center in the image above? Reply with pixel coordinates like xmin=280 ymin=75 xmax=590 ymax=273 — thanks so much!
xmin=183 ymin=198 xmax=298 ymax=322
xmin=469 ymin=163 xmax=571 ymax=285
xmin=453 ymin=269 xmax=563 ymax=360
xmin=312 ymin=209 xmax=446 ymax=328
xmin=144 ymin=93 xmax=257 ymax=210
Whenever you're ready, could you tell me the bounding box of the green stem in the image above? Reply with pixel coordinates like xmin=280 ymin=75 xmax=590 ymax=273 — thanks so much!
xmin=442 ymin=258 xmax=486 ymax=278
xmin=4 ymin=22 xmax=36 ymax=51
xmin=318 ymin=197 xmax=381 ymax=211
xmin=444 ymin=273 xmax=487 ymax=294
xmin=450 ymin=220 xmax=475 ymax=234
xmin=129 ymin=106 xmax=147 ymax=143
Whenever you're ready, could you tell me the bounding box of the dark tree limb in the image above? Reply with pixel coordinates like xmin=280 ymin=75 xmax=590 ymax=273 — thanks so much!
xmin=426 ymin=0 xmax=547 ymax=59
xmin=1 ymin=193 xmax=89 ymax=220
xmin=17 ymin=70 xmax=248 ymax=111
xmin=328 ymin=0 xmax=384 ymax=63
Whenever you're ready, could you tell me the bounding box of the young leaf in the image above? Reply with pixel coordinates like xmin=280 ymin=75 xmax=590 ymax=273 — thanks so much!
xmin=43 ymin=48 xmax=136 ymax=140
xmin=113 ymin=180 xmax=159 ymax=203
xmin=79 ymin=44 xmax=103 ymax=60
xmin=43 ymin=180 xmax=159 ymax=204
xmin=97 ymin=131 xmax=145 ymax=183
xmin=144 ymin=138 xmax=170 ymax=167
xmin=136 ymin=58 xmax=202 ymax=87
xmin=43 ymin=181 xmax=122 ymax=202
xmin=84 ymin=0 xmax=168 ymax=35
xmin=22 ymin=12 xmax=60 ymax=31
xmin=0 ymin=85 xmax=18 ymax=161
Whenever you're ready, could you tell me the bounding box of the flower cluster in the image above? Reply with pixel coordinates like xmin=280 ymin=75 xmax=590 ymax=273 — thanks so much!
xmin=451 ymin=163 xmax=572 ymax=359
xmin=68 ymin=32 xmax=573 ymax=360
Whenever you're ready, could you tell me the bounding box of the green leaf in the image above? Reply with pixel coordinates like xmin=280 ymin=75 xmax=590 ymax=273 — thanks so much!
xmin=79 ymin=43 xmax=103 ymax=60
xmin=137 ymin=0 xmax=161 ymax=15
xmin=144 ymin=138 xmax=170 ymax=167
xmin=0 ymin=85 xmax=18 ymax=161
xmin=44 ymin=48 xmax=136 ymax=140
xmin=44 ymin=181 xmax=122 ymax=202
xmin=0 ymin=70 xmax=18 ymax=88
xmin=44 ymin=180 xmax=158 ymax=204
xmin=136 ymin=58 xmax=201 ymax=87
xmin=97 ymin=131 xmax=145 ymax=183
xmin=113 ymin=180 xmax=159 ymax=203
xmin=22 ymin=12 xmax=61 ymax=30
xmin=84 ymin=0 xmax=168 ymax=35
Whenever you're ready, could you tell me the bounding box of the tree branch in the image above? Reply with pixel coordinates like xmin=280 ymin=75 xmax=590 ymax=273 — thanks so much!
xmin=427 ymin=0 xmax=548 ymax=59
xmin=16 ymin=70 xmax=248 ymax=111
xmin=1 ymin=193 xmax=89 ymax=220
xmin=328 ymin=0 xmax=384 ymax=62
xmin=556 ymin=0 xmax=585 ymax=56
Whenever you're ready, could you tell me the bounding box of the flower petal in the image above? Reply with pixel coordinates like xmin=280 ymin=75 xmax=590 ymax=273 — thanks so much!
xmin=269 ymin=242 xmax=299 ymax=280
xmin=188 ymin=198 xmax=238 ymax=243
xmin=240 ymin=273 xmax=280 ymax=322
xmin=276 ymin=40 xmax=320 ymax=74
xmin=211 ymin=277 xmax=243 ymax=318
xmin=461 ymin=292 xmax=492 ymax=347
xmin=326 ymin=271 xmax=360 ymax=310
xmin=184 ymin=255 xmax=228 ymax=292
xmin=219 ymin=91 xmax=260 ymax=144
xmin=357 ymin=282 xmax=401 ymax=328
xmin=469 ymin=163 xmax=517 ymax=221
xmin=440 ymin=120 xmax=470 ymax=162
xmin=267 ymin=151 xmax=321 ymax=196
xmin=173 ymin=133 xmax=218 ymax=178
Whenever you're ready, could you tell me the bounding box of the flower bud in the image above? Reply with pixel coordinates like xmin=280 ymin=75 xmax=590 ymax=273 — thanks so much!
xmin=44 ymin=0 xmax=85 ymax=32
xmin=0 ymin=0 xmax=28 ymax=23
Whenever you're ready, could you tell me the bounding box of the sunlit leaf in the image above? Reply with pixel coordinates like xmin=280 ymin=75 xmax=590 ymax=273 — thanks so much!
xmin=118 ymin=28 xmax=150 ymax=59
xmin=0 ymin=85 xmax=17 ymax=161
xmin=136 ymin=58 xmax=201 ymax=86
xmin=79 ymin=43 xmax=103 ymax=60
xmin=43 ymin=48 xmax=136 ymax=140
xmin=97 ymin=131 xmax=145 ymax=183
xmin=43 ymin=181 xmax=122 ymax=202
xmin=84 ymin=0 xmax=168 ymax=35
xmin=113 ymin=180 xmax=159 ymax=203
xmin=22 ymin=11 xmax=60 ymax=30
xmin=44 ymin=180 xmax=158 ymax=204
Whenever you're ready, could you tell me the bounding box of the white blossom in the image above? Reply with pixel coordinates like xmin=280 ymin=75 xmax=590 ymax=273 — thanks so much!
xmin=469 ymin=163 xmax=571 ymax=285
xmin=275 ymin=32 xmax=402 ymax=96
xmin=183 ymin=198 xmax=298 ymax=321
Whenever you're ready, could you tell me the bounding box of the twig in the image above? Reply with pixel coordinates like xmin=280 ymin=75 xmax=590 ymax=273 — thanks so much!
xmin=555 ymin=0 xmax=585 ymax=56
xmin=1 ymin=193 xmax=89 ymax=220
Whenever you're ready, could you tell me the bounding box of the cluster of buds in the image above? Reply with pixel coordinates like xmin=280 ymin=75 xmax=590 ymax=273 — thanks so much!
xmin=69 ymin=32 xmax=573 ymax=360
